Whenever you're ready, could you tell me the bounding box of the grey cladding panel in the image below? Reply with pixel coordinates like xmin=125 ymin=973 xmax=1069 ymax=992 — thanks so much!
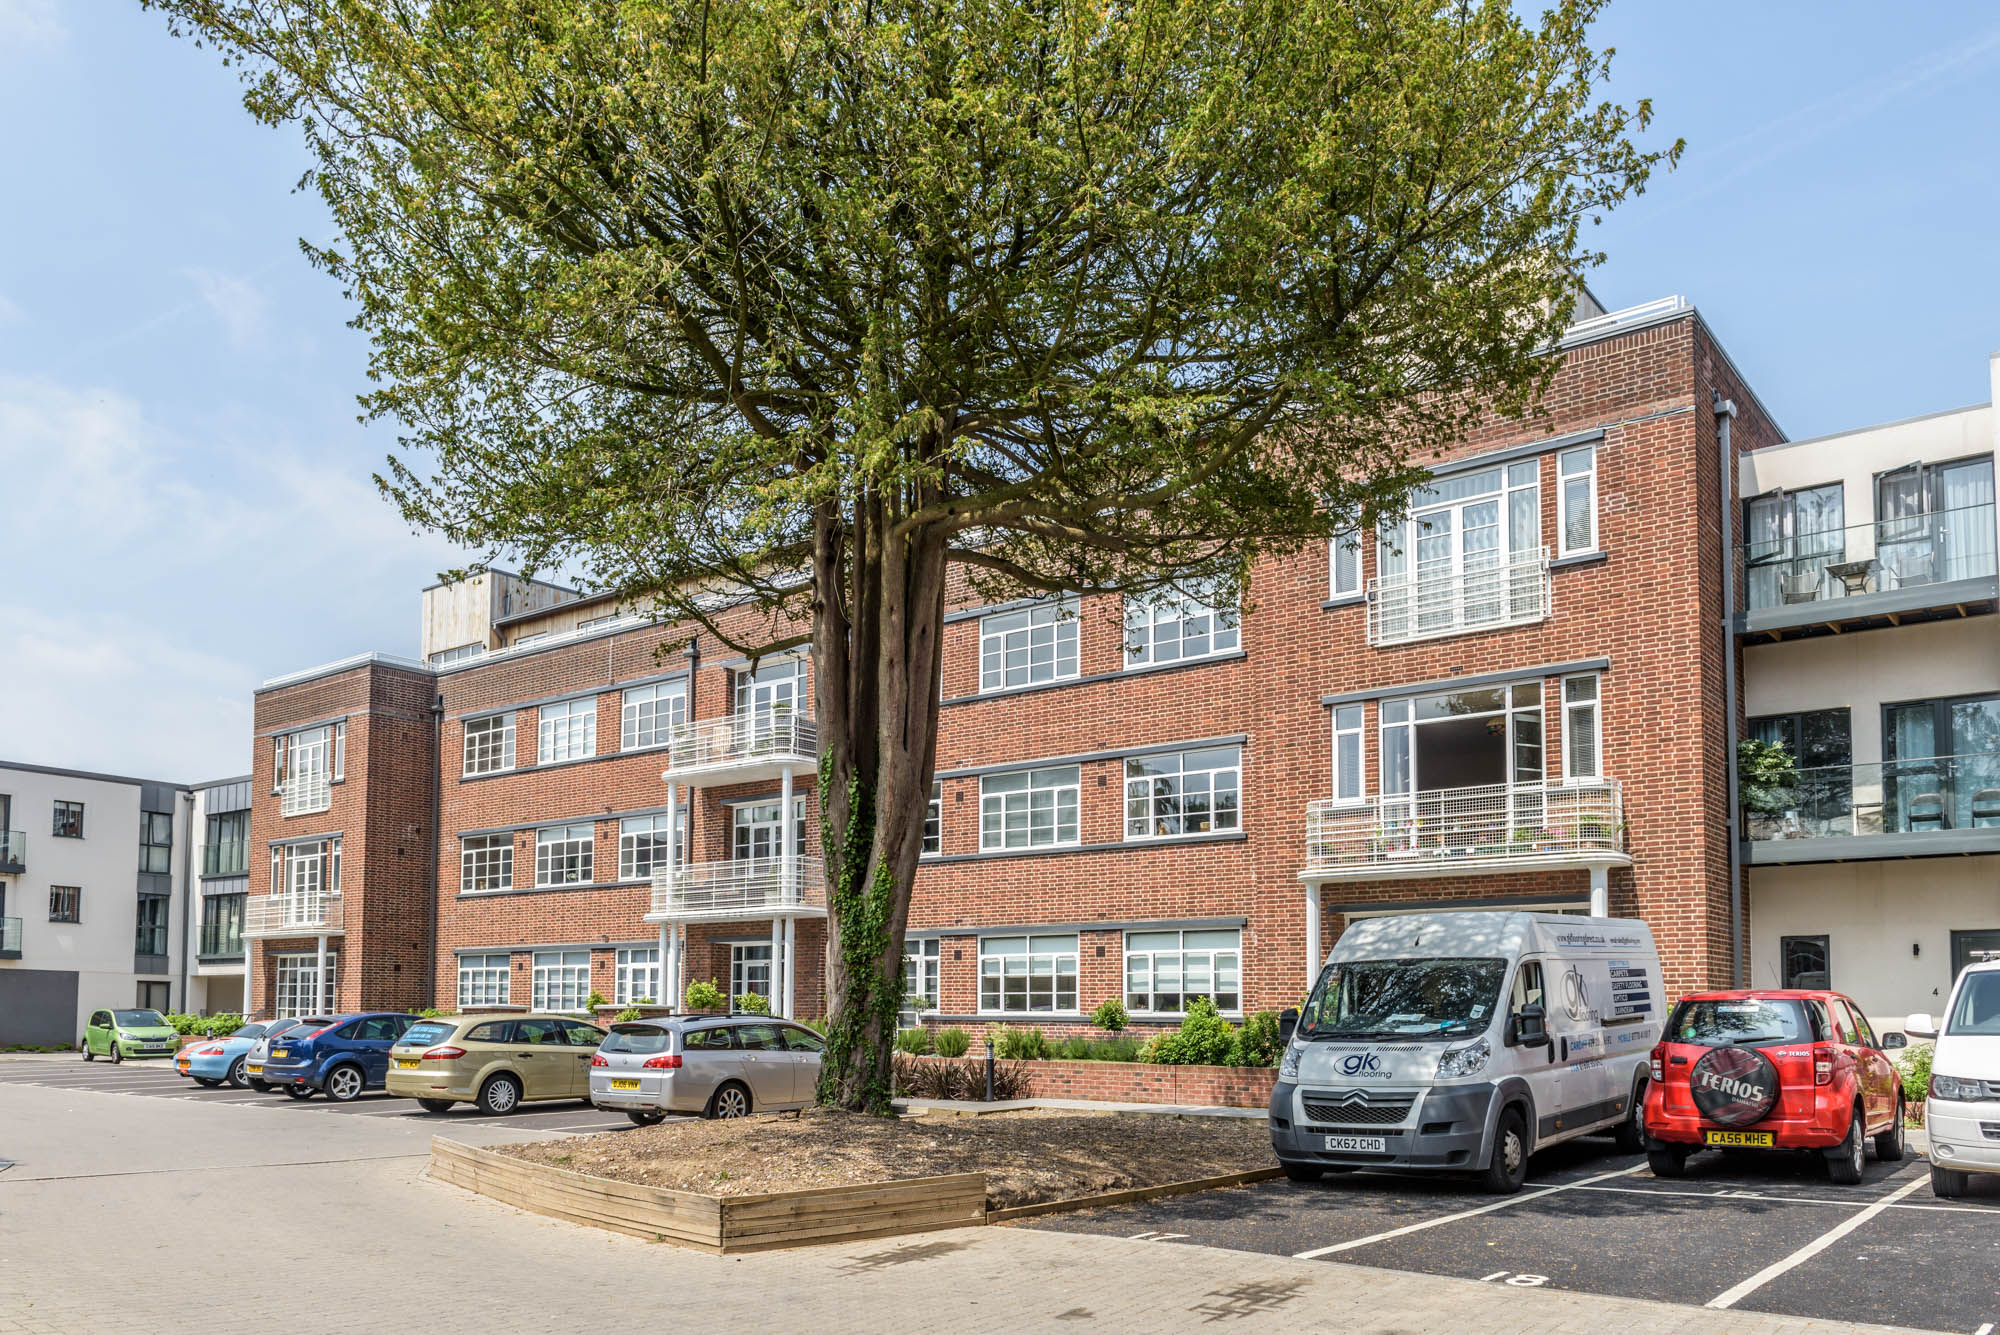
xmin=0 ymin=969 xmax=79 ymax=1046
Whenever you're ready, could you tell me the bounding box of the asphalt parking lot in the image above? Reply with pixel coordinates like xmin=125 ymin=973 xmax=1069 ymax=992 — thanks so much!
xmin=0 ymin=1051 xmax=644 ymax=1135
xmin=1029 ymin=1135 xmax=2000 ymax=1334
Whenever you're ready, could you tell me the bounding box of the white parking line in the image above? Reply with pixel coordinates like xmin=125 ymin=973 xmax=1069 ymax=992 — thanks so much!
xmin=1292 ymin=1164 xmax=1648 ymax=1259
xmin=1576 ymin=1180 xmax=2000 ymax=1214
xmin=1705 ymin=1173 xmax=1931 ymax=1310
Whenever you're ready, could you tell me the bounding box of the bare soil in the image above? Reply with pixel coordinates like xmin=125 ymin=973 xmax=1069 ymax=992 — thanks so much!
xmin=500 ymin=1107 xmax=1271 ymax=1209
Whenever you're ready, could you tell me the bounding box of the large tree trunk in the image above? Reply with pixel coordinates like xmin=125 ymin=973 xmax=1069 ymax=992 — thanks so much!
xmin=812 ymin=492 xmax=947 ymax=1113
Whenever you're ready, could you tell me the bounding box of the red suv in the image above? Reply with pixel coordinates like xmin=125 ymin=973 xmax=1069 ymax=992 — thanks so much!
xmin=1642 ymin=989 xmax=1904 ymax=1184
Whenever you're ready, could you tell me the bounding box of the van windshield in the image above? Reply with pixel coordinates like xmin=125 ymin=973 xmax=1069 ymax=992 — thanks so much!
xmin=1945 ymin=972 xmax=2000 ymax=1036
xmin=1299 ymin=958 xmax=1506 ymax=1042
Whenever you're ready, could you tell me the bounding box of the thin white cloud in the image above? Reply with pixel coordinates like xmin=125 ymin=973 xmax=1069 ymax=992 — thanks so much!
xmin=0 ymin=0 xmax=65 ymax=49
xmin=183 ymin=267 xmax=270 ymax=350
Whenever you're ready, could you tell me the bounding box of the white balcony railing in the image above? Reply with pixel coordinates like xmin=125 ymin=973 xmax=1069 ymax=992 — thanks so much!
xmin=648 ymin=857 xmax=826 ymax=922
xmin=1367 ymin=548 xmax=1551 ymax=646
xmin=663 ymin=712 xmax=818 ymax=780
xmin=1304 ymin=779 xmax=1624 ymax=878
xmin=243 ymin=893 xmax=344 ymax=937
xmin=279 ymin=771 xmax=332 ymax=817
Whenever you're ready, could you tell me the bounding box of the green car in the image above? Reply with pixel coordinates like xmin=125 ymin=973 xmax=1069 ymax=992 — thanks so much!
xmin=80 ymin=1008 xmax=180 ymax=1062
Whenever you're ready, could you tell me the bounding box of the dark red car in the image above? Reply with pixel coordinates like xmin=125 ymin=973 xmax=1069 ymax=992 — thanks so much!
xmin=1642 ymin=989 xmax=1904 ymax=1184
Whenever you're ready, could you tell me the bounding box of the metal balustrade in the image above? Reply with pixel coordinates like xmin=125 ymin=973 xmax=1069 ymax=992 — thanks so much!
xmin=1304 ymin=779 xmax=1624 ymax=876
xmin=1366 ymin=548 xmax=1551 ymax=646
xmin=662 ymin=713 xmax=818 ymax=782
xmin=0 ymin=830 xmax=23 ymax=874
xmin=279 ymin=772 xmax=332 ymax=817
xmin=201 ymin=839 xmax=248 ymax=877
xmin=242 ymin=893 xmax=344 ymax=936
xmin=1743 ymin=752 xmax=2000 ymax=841
xmin=648 ymin=857 xmax=826 ymax=922
xmin=1737 ymin=502 xmax=1997 ymax=612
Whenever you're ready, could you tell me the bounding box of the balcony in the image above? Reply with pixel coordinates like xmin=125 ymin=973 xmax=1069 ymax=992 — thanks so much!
xmin=201 ymin=840 xmax=248 ymax=877
xmin=242 ymin=893 xmax=344 ymax=937
xmin=646 ymin=857 xmax=827 ymax=923
xmin=198 ymin=918 xmax=245 ymax=961
xmin=1737 ymin=503 xmax=1998 ymax=640
xmin=1301 ymin=779 xmax=1629 ymax=883
xmin=1366 ymin=549 xmax=1551 ymax=647
xmin=279 ymin=772 xmax=332 ymax=818
xmin=1 ymin=916 xmax=19 ymax=960
xmin=1745 ymin=752 xmax=2000 ymax=864
xmin=662 ymin=712 xmax=818 ymax=787
xmin=0 ymin=830 xmax=22 ymax=875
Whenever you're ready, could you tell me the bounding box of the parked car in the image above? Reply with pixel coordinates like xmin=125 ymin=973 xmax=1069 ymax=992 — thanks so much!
xmin=1907 ymin=958 xmax=2000 ymax=1197
xmin=175 ymin=1021 xmax=282 ymax=1088
xmin=1269 ymin=912 xmax=1665 ymax=1194
xmin=385 ymin=1013 xmax=607 ymax=1114
xmin=588 ymin=1016 xmax=826 ymax=1124
xmin=243 ymin=1017 xmax=320 ymax=1091
xmin=1643 ymin=989 xmax=1903 ymax=1185
xmin=261 ymin=1012 xmax=423 ymax=1102
xmin=79 ymin=1008 xmax=179 ymax=1062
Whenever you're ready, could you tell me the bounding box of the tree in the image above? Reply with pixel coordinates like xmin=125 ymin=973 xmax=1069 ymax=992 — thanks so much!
xmin=146 ymin=0 xmax=1674 ymax=1112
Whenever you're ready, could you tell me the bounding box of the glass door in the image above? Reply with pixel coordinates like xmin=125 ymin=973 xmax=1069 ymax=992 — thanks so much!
xmin=1748 ymin=710 xmax=1852 ymax=834
xmin=735 ymin=662 xmax=802 ymax=720
xmin=1745 ymin=484 xmax=1844 ymax=608
xmin=1886 ymin=694 xmax=2000 ymax=830
xmin=732 ymin=799 xmax=807 ymax=862
xmin=1877 ymin=457 xmax=1996 ymax=587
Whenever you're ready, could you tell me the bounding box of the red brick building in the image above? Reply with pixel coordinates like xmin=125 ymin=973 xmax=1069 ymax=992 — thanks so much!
xmin=243 ymin=294 xmax=1786 ymax=1031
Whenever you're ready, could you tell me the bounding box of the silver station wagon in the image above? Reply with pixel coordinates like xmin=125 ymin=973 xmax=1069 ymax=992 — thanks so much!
xmin=589 ymin=1017 xmax=825 ymax=1125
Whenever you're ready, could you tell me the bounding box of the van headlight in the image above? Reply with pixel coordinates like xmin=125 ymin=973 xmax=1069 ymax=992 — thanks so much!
xmin=1436 ymin=1037 xmax=1490 ymax=1079
xmin=1931 ymin=1072 xmax=1983 ymax=1101
xmin=1280 ymin=1043 xmax=1303 ymax=1081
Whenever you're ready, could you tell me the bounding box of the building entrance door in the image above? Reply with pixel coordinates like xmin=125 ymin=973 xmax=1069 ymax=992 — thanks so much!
xmin=1950 ymin=930 xmax=2000 ymax=986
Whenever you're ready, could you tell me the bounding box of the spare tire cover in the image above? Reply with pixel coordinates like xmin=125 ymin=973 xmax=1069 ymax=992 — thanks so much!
xmin=1688 ymin=1046 xmax=1780 ymax=1127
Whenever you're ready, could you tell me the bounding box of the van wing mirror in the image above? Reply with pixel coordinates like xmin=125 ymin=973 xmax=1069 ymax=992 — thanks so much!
xmin=1904 ymin=1013 xmax=1938 ymax=1039
xmin=1511 ymin=1002 xmax=1548 ymax=1048
xmin=1278 ymin=1007 xmax=1299 ymax=1046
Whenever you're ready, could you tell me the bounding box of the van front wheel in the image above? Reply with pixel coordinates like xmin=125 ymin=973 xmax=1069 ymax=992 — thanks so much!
xmin=1280 ymin=1161 xmax=1322 ymax=1183
xmin=1477 ymin=1108 xmax=1530 ymax=1194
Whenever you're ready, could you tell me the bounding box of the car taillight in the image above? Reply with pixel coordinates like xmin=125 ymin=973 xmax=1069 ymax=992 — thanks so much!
xmin=421 ymin=1046 xmax=467 ymax=1061
xmin=1812 ymin=1044 xmax=1833 ymax=1086
xmin=1649 ymin=1047 xmax=1665 ymax=1082
xmin=197 ymin=1045 xmax=225 ymax=1057
xmin=590 ymin=1053 xmax=609 ymax=1067
xmin=641 ymin=1054 xmax=682 ymax=1070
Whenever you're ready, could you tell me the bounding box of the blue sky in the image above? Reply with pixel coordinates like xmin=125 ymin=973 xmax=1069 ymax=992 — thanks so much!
xmin=3 ymin=1 xmax=1999 ymax=781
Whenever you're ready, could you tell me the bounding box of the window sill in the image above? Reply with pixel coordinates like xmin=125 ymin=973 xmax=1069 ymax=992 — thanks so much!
xmin=1321 ymin=593 xmax=1366 ymax=610
xmin=1551 ymin=550 xmax=1607 ymax=570
xmin=1121 ymin=829 xmax=1244 ymax=846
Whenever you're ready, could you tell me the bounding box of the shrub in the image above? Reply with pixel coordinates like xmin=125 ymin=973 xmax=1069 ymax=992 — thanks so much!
xmin=933 ymin=1026 xmax=971 ymax=1058
xmin=732 ymin=992 xmax=771 ymax=1015
xmin=995 ymin=1026 xmax=1050 ymax=1060
xmin=891 ymin=1053 xmax=1030 ymax=1102
xmin=895 ymin=1027 xmax=935 ymax=1055
xmin=417 ymin=1007 xmax=454 ymax=1019
xmin=1143 ymin=997 xmax=1239 ymax=1066
xmin=1235 ymin=1011 xmax=1283 ymax=1067
xmin=684 ymin=978 xmax=727 ymax=1011
xmin=161 ymin=1013 xmax=202 ymax=1035
xmin=1051 ymin=1035 xmax=1145 ymax=1062
xmin=1898 ymin=1041 xmax=1934 ymax=1124
xmin=1089 ymin=998 xmax=1129 ymax=1033
xmin=584 ymin=990 xmax=608 ymax=1011
xmin=613 ymin=1007 xmax=643 ymax=1023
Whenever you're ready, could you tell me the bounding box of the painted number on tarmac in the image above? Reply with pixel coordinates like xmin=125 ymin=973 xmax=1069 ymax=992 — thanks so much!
xmin=1478 ymin=1272 xmax=1549 ymax=1288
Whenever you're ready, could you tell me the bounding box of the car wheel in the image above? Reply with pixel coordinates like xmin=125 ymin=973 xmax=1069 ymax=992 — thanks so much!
xmin=477 ymin=1073 xmax=522 ymax=1116
xmin=324 ymin=1065 xmax=366 ymax=1103
xmin=705 ymin=1081 xmax=751 ymax=1119
xmin=1477 ymin=1107 xmax=1530 ymax=1194
xmin=1280 ymin=1161 xmax=1323 ymax=1183
xmin=249 ymin=1079 xmax=270 ymax=1093
xmin=226 ymin=1058 xmax=248 ymax=1090
xmin=627 ymin=1110 xmax=667 ymax=1127
xmin=1931 ymin=1164 xmax=1969 ymax=1198
xmin=417 ymin=1098 xmax=456 ymax=1114
xmin=80 ymin=1040 xmax=93 ymax=1062
xmin=1646 ymin=1145 xmax=1690 ymax=1178
xmin=1826 ymin=1107 xmax=1866 ymax=1184
xmin=1613 ymin=1080 xmax=1648 ymax=1154
xmin=109 ymin=1043 xmax=123 ymax=1065
xmin=1874 ymin=1099 xmax=1907 ymax=1162
xmin=284 ymin=1085 xmax=314 ymax=1100
xmin=194 ymin=1077 xmax=219 ymax=1089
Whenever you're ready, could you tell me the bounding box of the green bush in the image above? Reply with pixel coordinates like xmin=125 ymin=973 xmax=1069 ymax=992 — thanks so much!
xmin=732 ymin=992 xmax=771 ymax=1016
xmin=417 ymin=1007 xmax=454 ymax=1019
xmin=1089 ymin=998 xmax=1129 ymax=1033
xmin=1898 ymin=1042 xmax=1934 ymax=1124
xmin=995 ymin=1025 xmax=1050 ymax=1060
xmin=1051 ymin=1035 xmax=1145 ymax=1062
xmin=895 ymin=1027 xmax=935 ymax=1055
xmin=1235 ymin=1011 xmax=1283 ymax=1067
xmin=684 ymin=978 xmax=727 ymax=1011
xmin=932 ymin=1026 xmax=971 ymax=1058
xmin=1143 ymin=997 xmax=1239 ymax=1066
xmin=584 ymin=990 xmax=608 ymax=1011
xmin=891 ymin=1053 xmax=1031 ymax=1101
xmin=613 ymin=1007 xmax=643 ymax=1023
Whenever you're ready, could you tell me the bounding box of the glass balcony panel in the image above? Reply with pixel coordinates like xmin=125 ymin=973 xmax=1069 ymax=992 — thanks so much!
xmin=1737 ymin=503 xmax=1996 ymax=612
xmin=1744 ymin=752 xmax=2000 ymax=840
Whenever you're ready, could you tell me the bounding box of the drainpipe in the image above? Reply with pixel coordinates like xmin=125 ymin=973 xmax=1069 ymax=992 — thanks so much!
xmin=177 ymin=789 xmax=195 ymax=1012
xmin=1717 ymin=392 xmax=1745 ymax=987
xmin=427 ymin=692 xmax=443 ymax=1009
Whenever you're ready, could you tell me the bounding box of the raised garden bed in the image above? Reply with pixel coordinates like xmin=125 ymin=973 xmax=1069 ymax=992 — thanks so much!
xmin=898 ymin=1054 xmax=1276 ymax=1109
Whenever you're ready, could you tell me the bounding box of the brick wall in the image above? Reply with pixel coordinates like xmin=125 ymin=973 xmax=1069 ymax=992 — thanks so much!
xmin=901 ymin=1055 xmax=1276 ymax=1109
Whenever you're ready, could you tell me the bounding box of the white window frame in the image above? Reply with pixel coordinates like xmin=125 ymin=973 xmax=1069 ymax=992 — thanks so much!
xmin=620 ymin=680 xmax=687 ymax=752
xmin=1124 ymin=928 xmax=1243 ymax=1016
xmin=1329 ymin=527 xmax=1363 ymax=598
xmin=734 ymin=660 xmax=805 ymax=719
xmin=531 ymin=949 xmax=591 ymax=1011
xmin=273 ymin=952 xmax=338 ymax=1019
xmin=463 ymin=713 xmax=515 ymax=776
xmin=731 ymin=798 xmax=807 ymax=862
xmin=578 ymin=612 xmax=622 ymax=632
xmin=922 ymin=781 xmax=942 ymax=857
xmin=1558 ymin=444 xmax=1598 ymax=556
xmin=978 ymin=934 xmax=1079 ymax=1014
xmin=428 ymin=642 xmax=484 ymax=667
xmin=619 ymin=811 xmax=685 ymax=880
xmin=614 ymin=947 xmax=660 ymax=1005
xmin=903 ymin=938 xmax=941 ymax=1011
xmin=1562 ymin=674 xmax=1601 ymax=781
xmin=978 ymin=765 xmax=1081 ymax=851
xmin=978 ymin=601 xmax=1079 ymax=694
xmin=460 ymin=833 xmax=514 ymax=894
xmin=1122 ymin=588 xmax=1240 ymax=668
xmin=729 ymin=943 xmax=773 ymax=1001
xmin=513 ymin=631 xmax=548 ymax=648
xmin=1331 ymin=705 xmax=1366 ymax=805
xmin=1123 ymin=747 xmax=1241 ymax=841
xmin=457 ymin=952 xmax=512 ymax=1009
xmin=535 ymin=824 xmax=595 ymax=886
xmin=537 ymin=697 xmax=597 ymax=765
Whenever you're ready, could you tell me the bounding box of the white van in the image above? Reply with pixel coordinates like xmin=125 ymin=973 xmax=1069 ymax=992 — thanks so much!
xmin=1906 ymin=958 xmax=2000 ymax=1197
xmin=1270 ymin=911 xmax=1666 ymax=1194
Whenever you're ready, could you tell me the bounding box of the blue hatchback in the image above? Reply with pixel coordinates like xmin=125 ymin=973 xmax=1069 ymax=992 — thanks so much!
xmin=262 ymin=1012 xmax=423 ymax=1102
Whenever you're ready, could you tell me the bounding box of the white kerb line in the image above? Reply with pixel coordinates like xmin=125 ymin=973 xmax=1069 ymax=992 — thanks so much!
xmin=1706 ymin=1173 xmax=1931 ymax=1310
xmin=1292 ymin=1164 xmax=1646 ymax=1259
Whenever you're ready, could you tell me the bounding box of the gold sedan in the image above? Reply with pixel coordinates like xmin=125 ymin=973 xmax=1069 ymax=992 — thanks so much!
xmin=384 ymin=1013 xmax=606 ymax=1114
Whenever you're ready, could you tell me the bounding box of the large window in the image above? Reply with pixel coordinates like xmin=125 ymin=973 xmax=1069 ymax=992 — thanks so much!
xmin=979 ymin=766 xmax=1080 ymax=851
xmin=273 ymin=952 xmax=337 ymax=1019
xmin=1747 ymin=709 xmax=1852 ymax=836
xmin=620 ymin=811 xmax=686 ymax=880
xmin=904 ymin=938 xmax=941 ymax=1011
xmin=532 ymin=949 xmax=591 ymax=1011
xmin=1125 ymin=929 xmax=1242 ymax=1014
xmin=735 ymin=660 xmax=805 ymax=719
xmin=730 ymin=943 xmax=773 ymax=1001
xmin=621 ymin=680 xmax=687 ymax=750
xmin=204 ymin=810 xmax=249 ymax=876
xmin=1745 ymin=482 xmax=1845 ymax=609
xmin=1882 ymin=691 xmax=2000 ymax=831
xmin=535 ymin=825 xmax=594 ymax=886
xmin=273 ymin=723 xmax=342 ymax=793
xmin=1557 ymin=444 xmax=1597 ymax=555
xmin=200 ymin=894 xmax=245 ymax=958
xmin=1381 ymin=681 xmax=1544 ymax=797
xmin=979 ymin=934 xmax=1078 ymax=1013
xmin=615 ymin=946 xmax=659 ymax=1005
xmin=138 ymin=811 xmax=173 ymax=875
xmin=460 ymin=834 xmax=515 ymax=894
xmin=922 ymin=781 xmax=942 ymax=856
xmin=979 ymin=602 xmax=1079 ymax=693
xmin=1877 ymin=455 xmax=1996 ymax=587
xmin=1124 ymin=747 xmax=1241 ymax=840
xmin=458 ymin=953 xmax=512 ymax=1009
xmin=270 ymin=838 xmax=340 ymax=925
xmin=463 ymin=713 xmax=515 ymax=776
xmin=732 ymin=799 xmax=807 ymax=862
xmin=1377 ymin=461 xmax=1542 ymax=636
xmin=1562 ymin=675 xmax=1600 ymax=780
xmin=49 ymin=885 xmax=80 ymax=923
xmin=52 ymin=800 xmax=83 ymax=839
xmin=1123 ymin=588 xmax=1239 ymax=667
xmin=1780 ymin=936 xmax=1830 ymax=991
xmin=538 ymin=697 xmax=597 ymax=765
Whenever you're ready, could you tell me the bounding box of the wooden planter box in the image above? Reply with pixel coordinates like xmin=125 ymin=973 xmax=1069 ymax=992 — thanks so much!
xmin=427 ymin=1138 xmax=986 ymax=1254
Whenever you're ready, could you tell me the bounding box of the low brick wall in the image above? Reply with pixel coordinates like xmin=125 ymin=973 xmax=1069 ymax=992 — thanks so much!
xmin=905 ymin=1056 xmax=1275 ymax=1109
